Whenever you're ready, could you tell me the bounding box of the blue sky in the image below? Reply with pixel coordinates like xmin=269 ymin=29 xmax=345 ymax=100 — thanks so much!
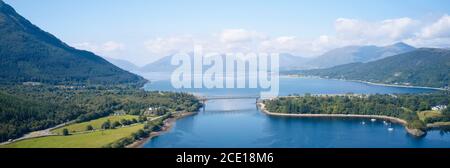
xmin=4 ymin=0 xmax=450 ymax=65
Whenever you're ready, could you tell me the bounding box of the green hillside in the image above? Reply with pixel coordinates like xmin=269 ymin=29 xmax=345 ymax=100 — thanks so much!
xmin=0 ymin=1 xmax=146 ymax=86
xmin=302 ymin=48 xmax=450 ymax=88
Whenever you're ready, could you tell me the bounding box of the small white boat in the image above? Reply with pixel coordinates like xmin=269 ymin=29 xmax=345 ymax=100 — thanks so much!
xmin=371 ymin=119 xmax=377 ymax=122
xmin=361 ymin=121 xmax=366 ymax=125
xmin=388 ymin=128 xmax=394 ymax=131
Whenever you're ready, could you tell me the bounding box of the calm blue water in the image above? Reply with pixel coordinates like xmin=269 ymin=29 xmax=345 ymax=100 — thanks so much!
xmin=142 ymin=74 xmax=450 ymax=148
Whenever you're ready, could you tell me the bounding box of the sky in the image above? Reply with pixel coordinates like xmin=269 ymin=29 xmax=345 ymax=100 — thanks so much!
xmin=4 ymin=0 xmax=450 ymax=66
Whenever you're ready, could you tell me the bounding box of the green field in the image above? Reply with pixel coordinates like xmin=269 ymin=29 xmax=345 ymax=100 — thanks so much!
xmin=418 ymin=110 xmax=442 ymax=122
xmin=53 ymin=115 xmax=139 ymax=134
xmin=2 ymin=124 xmax=144 ymax=148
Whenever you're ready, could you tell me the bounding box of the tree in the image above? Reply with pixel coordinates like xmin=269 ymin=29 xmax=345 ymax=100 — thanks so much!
xmin=136 ymin=129 xmax=148 ymax=138
xmin=408 ymin=120 xmax=426 ymax=131
xmin=443 ymin=103 xmax=450 ymax=116
xmin=120 ymin=119 xmax=130 ymax=125
xmin=86 ymin=125 xmax=94 ymax=131
xmin=131 ymin=118 xmax=138 ymax=124
xmin=101 ymin=120 xmax=111 ymax=129
xmin=138 ymin=116 xmax=147 ymax=122
xmin=62 ymin=128 xmax=70 ymax=136
xmin=112 ymin=121 xmax=122 ymax=128
xmin=418 ymin=101 xmax=430 ymax=111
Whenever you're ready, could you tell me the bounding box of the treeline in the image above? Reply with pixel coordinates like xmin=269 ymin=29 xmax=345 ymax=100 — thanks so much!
xmin=264 ymin=92 xmax=450 ymax=130
xmin=104 ymin=113 xmax=171 ymax=148
xmin=0 ymin=85 xmax=201 ymax=142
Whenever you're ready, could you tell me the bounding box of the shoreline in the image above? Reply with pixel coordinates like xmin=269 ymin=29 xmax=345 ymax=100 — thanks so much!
xmin=127 ymin=112 xmax=198 ymax=148
xmin=257 ymin=102 xmax=427 ymax=137
xmin=258 ymin=102 xmax=407 ymax=124
xmin=284 ymin=75 xmax=446 ymax=91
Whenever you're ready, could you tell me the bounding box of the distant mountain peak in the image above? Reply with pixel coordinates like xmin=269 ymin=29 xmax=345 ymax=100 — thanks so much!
xmin=305 ymin=42 xmax=417 ymax=69
xmin=390 ymin=42 xmax=415 ymax=49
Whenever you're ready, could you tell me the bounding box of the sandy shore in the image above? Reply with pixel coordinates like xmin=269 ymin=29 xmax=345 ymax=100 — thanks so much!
xmin=427 ymin=122 xmax=450 ymax=129
xmin=127 ymin=112 xmax=197 ymax=148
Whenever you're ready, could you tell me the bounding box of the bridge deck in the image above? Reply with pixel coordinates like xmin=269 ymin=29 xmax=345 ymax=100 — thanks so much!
xmin=198 ymin=96 xmax=261 ymax=101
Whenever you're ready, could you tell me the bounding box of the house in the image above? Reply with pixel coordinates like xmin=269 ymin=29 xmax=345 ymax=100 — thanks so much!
xmin=144 ymin=106 xmax=165 ymax=115
xmin=113 ymin=111 xmax=126 ymax=116
xmin=22 ymin=82 xmax=42 ymax=86
xmin=432 ymin=105 xmax=448 ymax=111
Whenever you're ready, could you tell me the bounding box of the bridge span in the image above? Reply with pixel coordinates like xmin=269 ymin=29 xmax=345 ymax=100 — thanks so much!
xmin=197 ymin=95 xmax=261 ymax=101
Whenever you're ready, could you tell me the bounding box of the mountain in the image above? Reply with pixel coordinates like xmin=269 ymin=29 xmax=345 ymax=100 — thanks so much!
xmin=301 ymin=48 xmax=450 ymax=88
xmin=306 ymin=42 xmax=416 ymax=69
xmin=140 ymin=53 xmax=310 ymax=73
xmin=278 ymin=53 xmax=312 ymax=71
xmin=140 ymin=55 xmax=178 ymax=72
xmin=0 ymin=1 xmax=146 ymax=86
xmin=104 ymin=57 xmax=140 ymax=73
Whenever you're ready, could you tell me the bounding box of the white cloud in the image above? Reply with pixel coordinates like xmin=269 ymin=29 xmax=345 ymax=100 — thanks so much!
xmin=335 ymin=17 xmax=418 ymax=45
xmin=72 ymin=41 xmax=125 ymax=57
xmin=419 ymin=15 xmax=450 ymax=38
xmin=144 ymin=36 xmax=195 ymax=56
xmin=219 ymin=29 xmax=266 ymax=43
xmin=260 ymin=36 xmax=307 ymax=55
xmin=101 ymin=41 xmax=125 ymax=52
xmin=138 ymin=14 xmax=450 ymax=61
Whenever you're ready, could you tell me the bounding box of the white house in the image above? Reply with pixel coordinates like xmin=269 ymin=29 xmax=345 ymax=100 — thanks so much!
xmin=432 ymin=105 xmax=448 ymax=111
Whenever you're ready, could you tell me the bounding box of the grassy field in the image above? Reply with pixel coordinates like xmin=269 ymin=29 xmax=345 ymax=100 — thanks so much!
xmin=418 ymin=110 xmax=442 ymax=122
xmin=2 ymin=124 xmax=144 ymax=148
xmin=53 ymin=115 xmax=139 ymax=134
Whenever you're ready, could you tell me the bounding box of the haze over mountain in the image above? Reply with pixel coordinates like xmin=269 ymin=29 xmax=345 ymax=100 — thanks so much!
xmin=140 ymin=55 xmax=179 ymax=73
xmin=104 ymin=57 xmax=140 ymax=73
xmin=300 ymin=48 xmax=450 ymax=88
xmin=0 ymin=1 xmax=145 ymax=86
xmin=138 ymin=42 xmax=415 ymax=73
xmin=306 ymin=42 xmax=416 ymax=69
xmin=139 ymin=53 xmax=310 ymax=73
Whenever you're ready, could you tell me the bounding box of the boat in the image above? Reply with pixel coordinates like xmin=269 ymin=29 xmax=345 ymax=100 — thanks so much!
xmin=388 ymin=128 xmax=394 ymax=131
xmin=371 ymin=119 xmax=377 ymax=122
xmin=361 ymin=121 xmax=366 ymax=125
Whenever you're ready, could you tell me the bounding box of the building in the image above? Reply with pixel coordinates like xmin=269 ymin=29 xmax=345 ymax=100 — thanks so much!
xmin=113 ymin=111 xmax=126 ymax=116
xmin=432 ymin=105 xmax=448 ymax=111
xmin=144 ymin=106 xmax=165 ymax=115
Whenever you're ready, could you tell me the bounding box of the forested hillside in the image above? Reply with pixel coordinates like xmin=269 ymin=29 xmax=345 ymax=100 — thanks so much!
xmin=302 ymin=48 xmax=450 ymax=88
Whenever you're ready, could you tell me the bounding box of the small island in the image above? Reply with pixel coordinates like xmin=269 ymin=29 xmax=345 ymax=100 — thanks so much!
xmin=260 ymin=92 xmax=450 ymax=137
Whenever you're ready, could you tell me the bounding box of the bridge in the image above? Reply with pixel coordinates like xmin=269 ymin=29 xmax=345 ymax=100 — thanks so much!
xmin=197 ymin=95 xmax=261 ymax=102
xmin=197 ymin=96 xmax=262 ymax=112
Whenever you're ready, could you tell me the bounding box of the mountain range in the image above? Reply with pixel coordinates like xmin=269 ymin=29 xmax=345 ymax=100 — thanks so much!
xmin=2 ymin=0 xmax=446 ymax=89
xmin=0 ymin=1 xmax=146 ymax=86
xmin=299 ymin=48 xmax=450 ymax=88
xmin=135 ymin=42 xmax=416 ymax=73
xmin=137 ymin=53 xmax=311 ymax=73
xmin=305 ymin=42 xmax=416 ymax=69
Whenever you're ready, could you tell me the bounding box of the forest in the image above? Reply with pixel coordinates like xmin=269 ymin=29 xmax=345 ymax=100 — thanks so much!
xmin=0 ymin=84 xmax=202 ymax=142
xmin=264 ymin=92 xmax=450 ymax=130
